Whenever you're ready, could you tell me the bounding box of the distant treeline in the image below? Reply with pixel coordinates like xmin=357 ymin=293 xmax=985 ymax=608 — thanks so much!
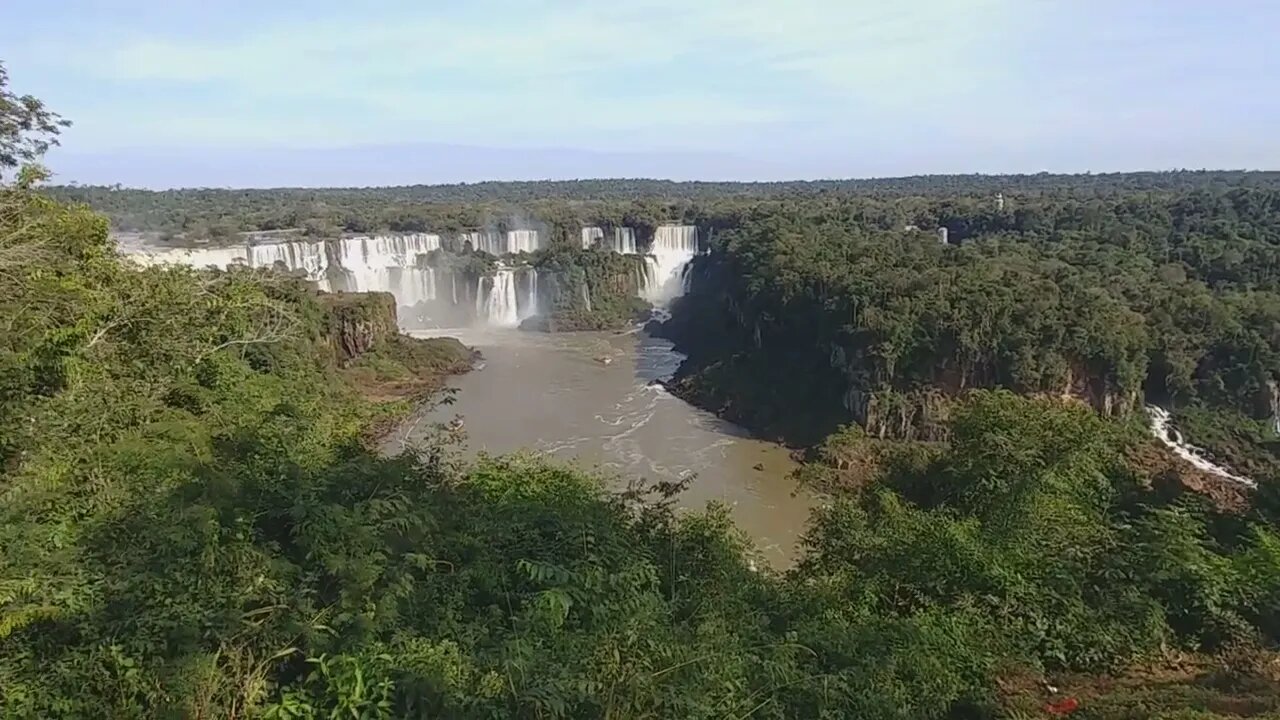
xmin=51 ymin=171 xmax=1280 ymax=237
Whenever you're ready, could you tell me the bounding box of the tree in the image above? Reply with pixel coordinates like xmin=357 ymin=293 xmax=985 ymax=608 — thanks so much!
xmin=0 ymin=61 xmax=70 ymax=176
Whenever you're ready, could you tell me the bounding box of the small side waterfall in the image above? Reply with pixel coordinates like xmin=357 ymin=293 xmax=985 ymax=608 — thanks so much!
xmin=581 ymin=227 xmax=604 ymax=249
xmin=520 ymin=267 xmax=540 ymax=320
xmin=1146 ymin=405 xmax=1256 ymax=487
xmin=461 ymin=230 xmax=540 ymax=255
xmin=506 ymin=230 xmax=540 ymax=254
xmin=476 ymin=268 xmax=520 ymax=327
xmin=581 ymin=283 xmax=593 ymax=313
xmin=642 ymin=225 xmax=698 ymax=304
xmin=581 ymin=227 xmax=638 ymax=254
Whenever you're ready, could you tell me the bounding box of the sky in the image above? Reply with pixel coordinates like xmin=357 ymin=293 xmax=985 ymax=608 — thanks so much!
xmin=3 ymin=0 xmax=1278 ymax=187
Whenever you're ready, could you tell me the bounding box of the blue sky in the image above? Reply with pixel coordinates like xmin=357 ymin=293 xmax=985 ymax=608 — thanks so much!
xmin=3 ymin=0 xmax=1277 ymax=187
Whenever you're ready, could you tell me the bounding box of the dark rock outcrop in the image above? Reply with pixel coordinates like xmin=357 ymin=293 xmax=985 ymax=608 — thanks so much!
xmin=321 ymin=291 xmax=399 ymax=363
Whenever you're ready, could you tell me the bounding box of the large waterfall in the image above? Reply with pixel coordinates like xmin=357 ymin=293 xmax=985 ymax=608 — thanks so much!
xmin=128 ymin=233 xmax=448 ymax=322
xmin=130 ymin=234 xmax=443 ymax=306
xmin=332 ymin=234 xmax=441 ymax=307
xmin=124 ymin=224 xmax=687 ymax=328
xmin=476 ymin=268 xmax=520 ymax=327
xmin=133 ymin=244 xmax=258 ymax=273
xmin=249 ymin=240 xmax=329 ymax=278
xmin=643 ymin=225 xmax=698 ymax=304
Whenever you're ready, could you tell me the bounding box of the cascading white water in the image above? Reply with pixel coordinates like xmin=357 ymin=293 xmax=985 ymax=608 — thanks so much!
xmin=126 ymin=233 xmax=443 ymax=309
xmin=460 ymin=231 xmax=499 ymax=255
xmin=506 ymin=230 xmax=540 ymax=254
xmin=461 ymin=230 xmax=540 ymax=255
xmin=581 ymin=226 xmax=604 ymax=249
xmin=581 ymin=226 xmax=637 ymax=254
xmin=581 ymin=282 xmax=593 ymax=313
xmin=131 ymin=239 xmax=329 ymax=285
xmin=611 ymin=227 xmax=637 ymax=254
xmin=519 ymin=267 xmax=539 ymax=320
xmin=1146 ymin=405 xmax=1256 ymax=487
xmin=249 ymin=240 xmax=329 ymax=280
xmin=475 ymin=268 xmax=520 ymax=327
xmin=132 ymin=244 xmax=250 ymax=272
xmin=333 ymin=233 xmax=441 ymax=307
xmin=642 ymin=225 xmax=698 ymax=304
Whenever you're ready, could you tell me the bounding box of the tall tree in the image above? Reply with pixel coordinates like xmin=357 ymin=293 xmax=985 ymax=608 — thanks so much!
xmin=0 ymin=61 xmax=70 ymax=177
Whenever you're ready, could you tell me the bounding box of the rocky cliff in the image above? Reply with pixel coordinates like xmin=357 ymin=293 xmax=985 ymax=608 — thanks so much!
xmin=321 ymin=291 xmax=400 ymax=363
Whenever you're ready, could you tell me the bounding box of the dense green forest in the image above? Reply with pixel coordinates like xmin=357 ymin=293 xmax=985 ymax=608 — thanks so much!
xmin=5 ymin=66 xmax=1280 ymax=718
xmin=656 ymin=188 xmax=1280 ymax=484
xmin=49 ymin=171 xmax=1280 ymax=240
xmin=525 ymin=247 xmax=652 ymax=332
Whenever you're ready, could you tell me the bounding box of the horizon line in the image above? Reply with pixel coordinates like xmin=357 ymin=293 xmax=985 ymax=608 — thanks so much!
xmin=48 ymin=168 xmax=1280 ymax=193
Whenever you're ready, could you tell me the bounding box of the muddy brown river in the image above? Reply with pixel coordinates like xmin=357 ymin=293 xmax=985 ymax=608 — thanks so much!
xmin=384 ymin=328 xmax=819 ymax=566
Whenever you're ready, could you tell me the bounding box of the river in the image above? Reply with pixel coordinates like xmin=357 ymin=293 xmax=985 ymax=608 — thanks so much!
xmin=383 ymin=327 xmax=819 ymax=567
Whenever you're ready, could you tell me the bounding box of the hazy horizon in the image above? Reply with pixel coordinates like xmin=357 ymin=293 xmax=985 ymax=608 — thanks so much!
xmin=50 ymin=165 xmax=1277 ymax=193
xmin=6 ymin=0 xmax=1278 ymax=188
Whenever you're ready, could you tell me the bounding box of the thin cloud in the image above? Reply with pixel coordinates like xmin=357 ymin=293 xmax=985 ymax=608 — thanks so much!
xmin=5 ymin=0 xmax=1278 ymax=183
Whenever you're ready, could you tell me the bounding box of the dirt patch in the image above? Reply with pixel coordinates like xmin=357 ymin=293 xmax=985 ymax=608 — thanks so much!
xmin=998 ymin=650 xmax=1280 ymax=718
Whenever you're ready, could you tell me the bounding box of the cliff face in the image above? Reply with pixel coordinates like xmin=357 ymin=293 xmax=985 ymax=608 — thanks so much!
xmin=523 ymin=251 xmax=650 ymax=332
xmin=321 ymin=292 xmax=399 ymax=363
xmin=658 ymin=252 xmax=1150 ymax=446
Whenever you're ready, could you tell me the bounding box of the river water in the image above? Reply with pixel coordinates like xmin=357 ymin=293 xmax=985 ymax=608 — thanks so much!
xmin=384 ymin=328 xmax=818 ymax=566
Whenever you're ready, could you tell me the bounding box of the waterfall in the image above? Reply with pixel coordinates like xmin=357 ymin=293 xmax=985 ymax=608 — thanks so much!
xmin=506 ymin=230 xmax=540 ymax=254
xmin=459 ymin=231 xmax=494 ymax=254
xmin=581 ymin=226 xmax=604 ymax=249
xmin=334 ymin=233 xmax=441 ymax=307
xmin=461 ymin=230 xmax=540 ymax=255
xmin=128 ymin=238 xmax=330 ymax=284
xmin=642 ymin=225 xmax=698 ymax=304
xmin=126 ymin=233 xmax=447 ymax=310
xmin=451 ymin=272 xmax=459 ymax=305
xmin=581 ymin=283 xmax=593 ymax=313
xmin=611 ymin=228 xmax=637 ymax=254
xmin=581 ymin=226 xmax=637 ymax=254
xmin=519 ymin=267 xmax=540 ymax=320
xmin=129 ymin=244 xmax=250 ymax=271
xmin=476 ymin=268 xmax=520 ymax=327
xmin=1146 ymin=405 xmax=1256 ymax=487
xmin=249 ymin=240 xmax=329 ymax=279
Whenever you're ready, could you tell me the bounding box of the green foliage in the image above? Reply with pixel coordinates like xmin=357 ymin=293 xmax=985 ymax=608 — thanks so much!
xmin=657 ymin=186 xmax=1280 ymax=473
xmin=0 ymin=61 xmax=70 ymax=173
xmin=523 ymin=246 xmax=652 ymax=331
xmin=3 ymin=139 xmax=1279 ymax=717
